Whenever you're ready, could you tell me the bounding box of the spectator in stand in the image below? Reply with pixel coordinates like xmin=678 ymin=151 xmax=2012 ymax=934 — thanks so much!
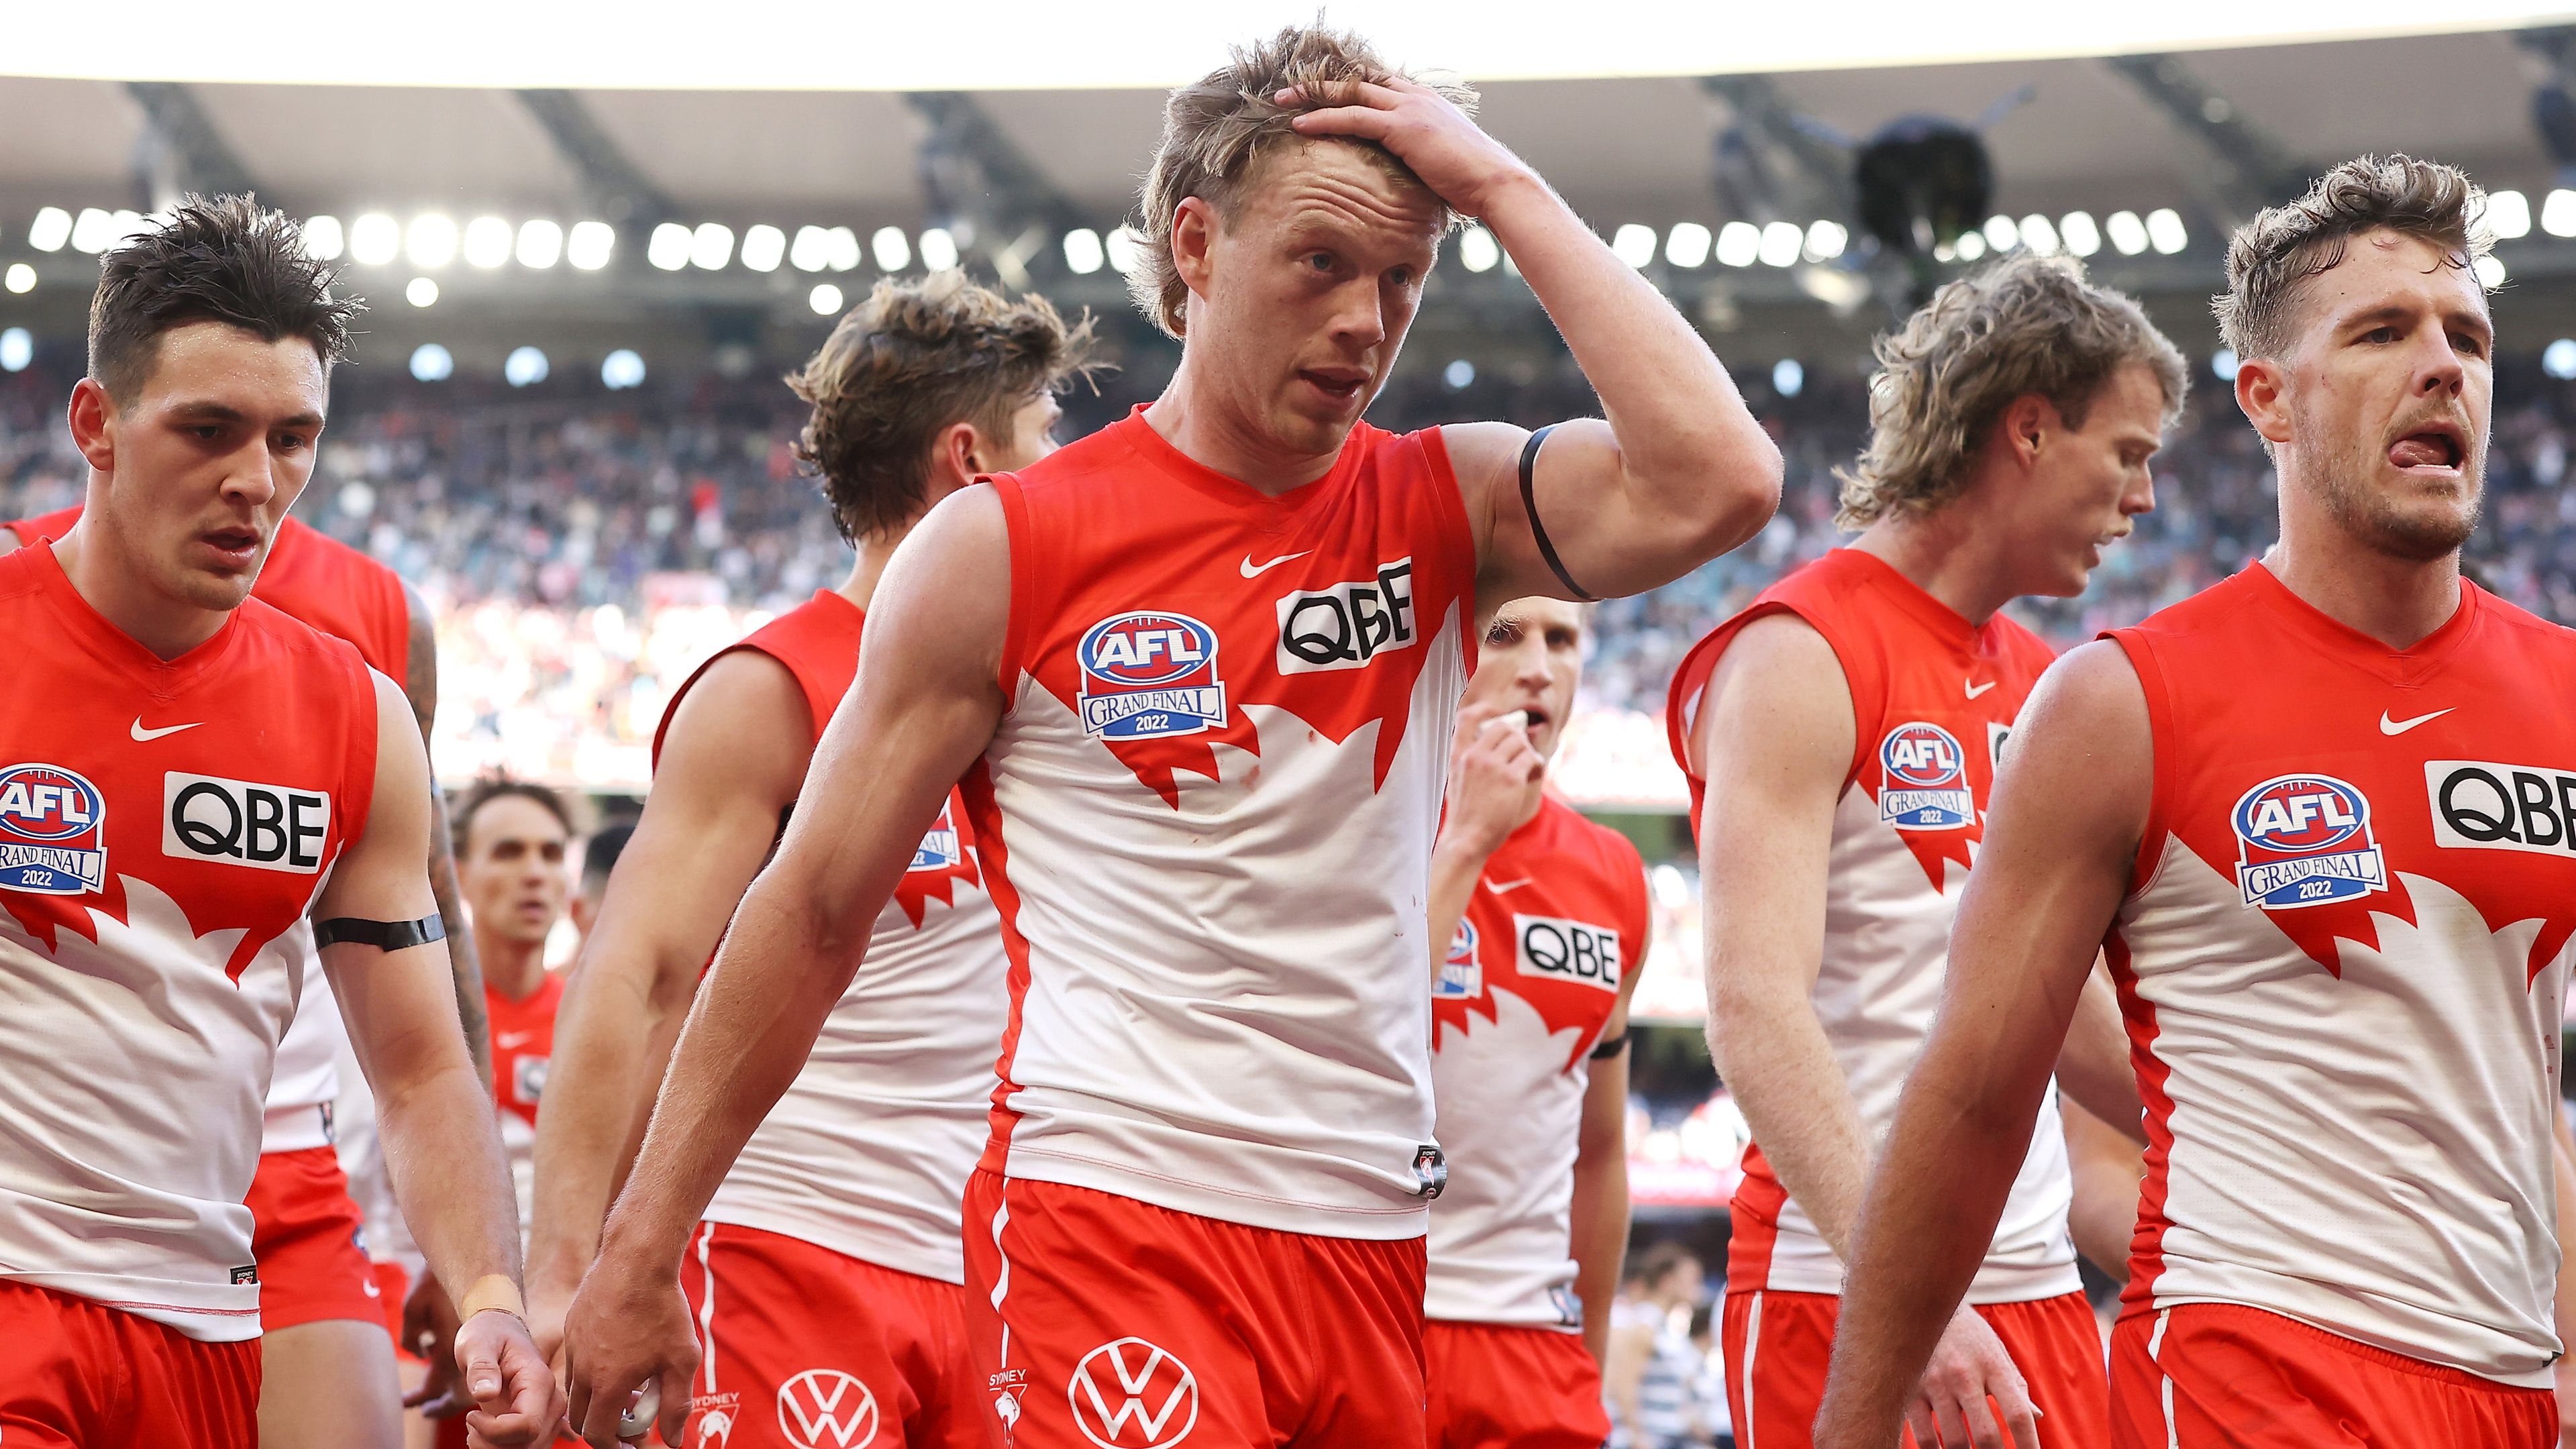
xmin=1609 ymin=1242 xmax=1714 ymax=1449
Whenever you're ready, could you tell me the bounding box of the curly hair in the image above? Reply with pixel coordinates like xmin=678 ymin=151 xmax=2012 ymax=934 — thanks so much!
xmin=1132 ymin=21 xmax=1477 ymax=338
xmin=1835 ymin=252 xmax=2187 ymax=529
xmin=2214 ymin=154 xmax=2491 ymax=362
xmin=786 ymin=270 xmax=1096 ymax=542
xmin=89 ymin=193 xmax=360 ymax=403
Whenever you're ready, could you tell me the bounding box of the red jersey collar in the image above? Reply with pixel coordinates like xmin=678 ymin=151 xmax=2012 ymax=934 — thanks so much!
xmin=2239 ymin=559 xmax=2481 ymax=684
xmin=1115 ymin=405 xmax=1373 ymax=515
xmin=24 ymin=538 xmax=245 ymax=697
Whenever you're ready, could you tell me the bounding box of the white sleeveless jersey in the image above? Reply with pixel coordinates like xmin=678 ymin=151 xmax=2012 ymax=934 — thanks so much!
xmin=262 ymin=926 xmax=344 ymax=1153
xmin=968 ymin=413 xmax=1478 ymax=1238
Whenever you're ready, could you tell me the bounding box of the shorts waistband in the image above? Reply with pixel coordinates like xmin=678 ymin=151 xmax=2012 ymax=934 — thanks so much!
xmin=2144 ymin=1301 xmax=2556 ymax=1394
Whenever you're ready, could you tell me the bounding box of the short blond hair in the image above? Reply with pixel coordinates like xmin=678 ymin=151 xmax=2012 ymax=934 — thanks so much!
xmin=1835 ymin=253 xmax=2187 ymax=529
xmin=1132 ymin=21 xmax=1476 ymax=338
xmin=2215 ymin=154 xmax=2489 ymax=362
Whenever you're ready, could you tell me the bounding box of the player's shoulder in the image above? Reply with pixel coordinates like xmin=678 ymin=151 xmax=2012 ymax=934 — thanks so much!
xmin=234 ymin=592 xmax=369 ymax=671
xmin=272 ymin=514 xmax=399 ymax=591
xmin=1000 ymin=415 xmax=1143 ymax=496
xmin=2469 ymin=580 xmax=2576 ymax=655
xmin=2116 ymin=566 xmax=2269 ymax=645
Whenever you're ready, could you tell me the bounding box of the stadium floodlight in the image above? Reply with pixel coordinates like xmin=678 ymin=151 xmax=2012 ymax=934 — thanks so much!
xmin=1981 ymin=214 xmax=2018 ymax=252
xmin=2475 ymin=254 xmax=2507 ymax=289
xmin=2106 ymin=210 xmax=2150 ymax=256
xmin=566 ymin=221 xmax=615 ymax=270
xmin=1610 ymin=223 xmax=1658 ymax=269
xmin=602 ymin=349 xmax=647 ymax=389
xmin=3 ymin=264 xmax=32 ymax=294
xmin=2019 ymin=214 xmax=2059 ymax=256
xmin=350 ymin=213 xmax=401 ymax=266
xmin=809 ymin=282 xmax=844 ymax=316
xmin=690 ymin=223 xmax=734 ymax=270
xmin=408 ymin=343 xmax=453 ymax=382
xmin=2059 ymin=211 xmax=2102 ymax=258
xmin=1445 ymin=359 xmax=1476 ymax=389
xmin=516 ymin=219 xmax=563 ymax=269
xmin=2544 ymin=191 xmax=2576 ymax=239
xmin=1105 ymin=226 xmax=1143 ymax=276
xmin=0 ymin=327 xmax=30 ymax=372
xmin=648 ymin=223 xmax=692 ymax=271
xmin=2486 ymin=190 xmax=2532 ymax=241
xmin=826 ymin=227 xmax=860 ymax=272
xmin=1062 ymin=227 xmax=1106 ymax=274
xmin=463 ymin=216 xmax=512 ymax=268
xmin=1664 ymin=222 xmax=1711 ymax=268
xmin=1772 ymin=358 xmax=1804 ymax=396
xmin=2546 ymin=338 xmax=2576 ymax=380
xmin=1802 ymin=220 xmax=1847 ymax=263
xmin=405 ymin=276 xmax=439 ymax=307
xmin=2146 ymin=208 xmax=2187 ymax=254
xmin=407 ymin=214 xmax=458 ymax=268
xmin=505 ymin=346 xmax=550 ymax=387
xmin=1758 ymin=221 xmax=1803 ymax=267
xmin=303 ymin=215 xmax=346 ymax=261
xmin=28 ymin=207 xmax=70 ymax=252
xmin=919 ymin=227 xmax=959 ymax=271
xmin=2211 ymin=349 xmax=2240 ymax=381
xmin=70 ymin=207 xmax=116 ymax=254
xmin=1459 ymin=225 xmax=1501 ymax=272
xmin=740 ymin=225 xmax=785 ymax=272
xmin=1714 ymin=221 xmax=1761 ymax=267
xmin=872 ymin=226 xmax=911 ymax=272
xmin=1953 ymin=231 xmax=1987 ymax=261
xmin=790 ymin=225 xmax=830 ymax=272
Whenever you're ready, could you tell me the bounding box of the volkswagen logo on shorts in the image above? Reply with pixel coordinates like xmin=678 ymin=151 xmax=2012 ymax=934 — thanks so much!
xmin=1076 ymin=612 xmax=1227 ymax=741
xmin=776 ymin=1368 xmax=879 ymax=1448
xmin=1068 ymin=1337 xmax=1198 ymax=1449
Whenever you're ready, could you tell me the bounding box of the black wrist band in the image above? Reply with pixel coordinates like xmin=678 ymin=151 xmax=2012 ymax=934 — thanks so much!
xmin=1518 ymin=424 xmax=1598 ymax=603
xmin=314 ymin=914 xmax=447 ymax=951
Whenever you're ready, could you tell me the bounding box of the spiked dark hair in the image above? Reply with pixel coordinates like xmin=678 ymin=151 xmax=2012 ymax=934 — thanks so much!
xmin=87 ymin=194 xmax=362 ymax=402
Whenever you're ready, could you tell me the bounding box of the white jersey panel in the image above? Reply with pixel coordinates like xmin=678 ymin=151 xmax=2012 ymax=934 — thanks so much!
xmin=262 ymin=924 xmax=344 ymax=1154
xmin=1425 ymin=985 xmax=1592 ymax=1327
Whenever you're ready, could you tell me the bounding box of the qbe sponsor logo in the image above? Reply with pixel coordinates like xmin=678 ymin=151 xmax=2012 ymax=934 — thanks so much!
xmin=163 ymin=771 xmax=329 ymax=873
xmin=1515 ymin=912 xmax=1622 ymax=993
xmin=1274 ymin=557 xmax=1416 ymax=674
xmin=2231 ymin=773 xmax=2385 ymax=909
xmin=1068 ymin=1338 xmax=1198 ymax=1449
xmin=0 ymin=763 xmax=107 ymax=896
xmin=1077 ymin=612 xmax=1227 ymax=741
xmin=1434 ymin=918 xmax=1481 ymax=1000
xmin=912 ymin=798 xmax=962 ymax=871
xmin=511 ymin=1053 xmax=549 ymax=1107
xmin=776 ymin=1368 xmax=878 ymax=1448
xmin=2427 ymin=759 xmax=2576 ymax=860
xmin=1879 ymin=722 xmax=1974 ymax=830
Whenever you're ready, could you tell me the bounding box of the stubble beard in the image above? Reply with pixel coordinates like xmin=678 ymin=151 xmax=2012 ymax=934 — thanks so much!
xmin=2312 ymin=428 xmax=2483 ymax=565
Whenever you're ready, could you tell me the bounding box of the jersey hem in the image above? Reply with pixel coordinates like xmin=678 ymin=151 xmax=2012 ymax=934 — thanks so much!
xmin=0 ymin=1270 xmax=262 ymax=1342
xmin=1000 ymin=1146 xmax=1431 ymax=1241
xmin=694 ymin=1204 xmax=965 ymax=1287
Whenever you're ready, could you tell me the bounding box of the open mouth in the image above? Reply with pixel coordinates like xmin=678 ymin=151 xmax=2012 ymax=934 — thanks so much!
xmin=201 ymin=527 xmax=260 ymax=564
xmin=1298 ymin=368 xmax=1368 ymax=405
xmin=2388 ymin=423 xmax=2465 ymax=473
xmin=1521 ymin=705 xmax=1552 ymax=734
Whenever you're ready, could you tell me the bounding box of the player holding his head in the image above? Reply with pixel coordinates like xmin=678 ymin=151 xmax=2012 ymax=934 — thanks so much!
xmin=0 ymin=197 xmax=554 ymax=1446
xmin=561 ymin=20 xmax=1780 ymax=1448
xmin=529 ymin=271 xmax=1090 ymax=1449
xmin=1423 ymin=596 xmax=1649 ymax=1448
xmin=1667 ymin=252 xmax=2184 ymax=1449
xmin=1814 ymin=156 xmax=2576 ymax=1449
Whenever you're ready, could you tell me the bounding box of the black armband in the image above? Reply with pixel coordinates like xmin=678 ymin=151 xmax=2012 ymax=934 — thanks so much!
xmin=314 ymin=914 xmax=447 ymax=952
xmin=1589 ymin=1029 xmax=1629 ymax=1060
xmin=1518 ymin=425 xmax=1598 ymax=602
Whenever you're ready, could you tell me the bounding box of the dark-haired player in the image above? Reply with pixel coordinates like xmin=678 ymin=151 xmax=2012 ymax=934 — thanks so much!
xmin=0 ymin=197 xmax=554 ymax=1446
xmin=529 ymin=271 xmax=1088 ymax=1449
xmin=1816 ymin=156 xmax=2576 ymax=1449
xmin=560 ymin=21 xmax=1781 ymax=1449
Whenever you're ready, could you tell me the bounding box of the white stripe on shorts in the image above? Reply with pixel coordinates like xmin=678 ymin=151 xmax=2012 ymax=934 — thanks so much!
xmin=694 ymin=1221 xmax=719 ymax=1396
xmin=2147 ymin=1308 xmax=2177 ymax=1449
xmin=1739 ymin=1291 xmax=1763 ymax=1449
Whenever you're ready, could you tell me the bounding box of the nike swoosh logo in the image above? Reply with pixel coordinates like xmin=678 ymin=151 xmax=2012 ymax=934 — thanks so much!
xmin=2380 ymin=708 xmax=2453 ymax=735
xmin=495 ymin=1031 xmax=537 ymax=1049
xmin=1488 ymin=878 xmax=1536 ymax=894
xmin=1239 ymin=549 xmax=1312 ymax=579
xmin=131 ymin=718 xmax=201 ymax=742
xmin=1963 ymin=680 xmax=1998 ymax=700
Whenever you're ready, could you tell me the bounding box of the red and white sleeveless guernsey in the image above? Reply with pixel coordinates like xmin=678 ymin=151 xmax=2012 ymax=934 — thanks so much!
xmin=1427 ymin=794 xmax=1649 ymax=1327
xmin=970 ymin=409 xmax=1478 ymax=1236
xmin=0 ymin=541 xmax=378 ymax=1340
xmin=2105 ymin=564 xmax=2576 ymax=1385
xmin=654 ymin=591 xmax=1009 ymax=1283
xmin=1664 ymin=547 xmax=2080 ymax=1301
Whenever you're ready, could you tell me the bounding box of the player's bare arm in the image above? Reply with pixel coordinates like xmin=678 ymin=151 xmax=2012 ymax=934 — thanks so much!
xmin=1813 ymin=640 xmax=2151 ymax=1449
xmin=323 ymin=672 xmax=559 ymax=1445
xmin=525 ymin=649 xmax=812 ymax=1356
xmin=1568 ymin=896 xmax=1645 ymax=1364
xmin=1287 ymin=79 xmax=1780 ymax=609
xmin=2057 ymin=960 xmax=2145 ymax=1141
xmin=560 ymin=486 xmax=1009 ymax=1448
xmin=2059 ymin=1099 xmax=2145 ymax=1284
xmin=404 ymin=582 xmax=491 ymax=1083
xmin=1424 ymin=700 xmax=1543 ymax=981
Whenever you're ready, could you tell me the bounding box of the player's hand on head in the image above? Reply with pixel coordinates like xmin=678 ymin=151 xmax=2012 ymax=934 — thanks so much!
xmin=561 ymin=1250 xmax=699 ymax=1448
xmin=455 ymin=1305 xmax=566 ymax=1446
xmin=1442 ymin=700 xmax=1545 ymax=859
xmin=1906 ymin=1306 xmax=2041 ymax=1449
xmin=1280 ymin=74 xmax=1533 ymax=218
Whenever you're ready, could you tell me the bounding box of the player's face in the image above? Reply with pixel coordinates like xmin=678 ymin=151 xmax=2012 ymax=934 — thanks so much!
xmin=2008 ymin=363 xmax=2165 ymax=598
xmin=72 ymin=321 xmax=328 ymax=614
xmin=2261 ymin=229 xmax=2492 ymax=561
xmin=1182 ymin=140 xmax=1443 ymax=460
xmin=460 ymin=797 xmax=571 ymax=950
xmin=986 ymin=390 xmax=1064 ymax=475
xmin=1461 ymin=597 xmax=1585 ymax=763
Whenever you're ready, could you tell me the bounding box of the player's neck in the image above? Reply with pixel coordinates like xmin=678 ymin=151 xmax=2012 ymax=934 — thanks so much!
xmin=50 ymin=525 xmax=229 ymax=659
xmin=1851 ymin=511 xmax=2015 ymax=627
xmin=478 ymin=934 xmax=550 ymax=1002
xmin=1141 ymin=367 xmax=1343 ymax=498
xmin=2265 ymin=502 xmax=2462 ymax=651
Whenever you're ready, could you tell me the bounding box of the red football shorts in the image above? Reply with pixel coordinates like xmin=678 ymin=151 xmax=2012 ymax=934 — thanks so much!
xmin=962 ymin=1170 xmax=1429 ymax=1449
xmin=0 ymin=1281 xmax=261 ymax=1446
xmin=1425 ymin=1318 xmax=1611 ymax=1448
xmin=1724 ymin=1287 xmax=2108 ymax=1448
xmin=677 ymin=1220 xmax=981 ymax=1449
xmin=246 ymin=1143 xmax=384 ymax=1330
xmin=2110 ymin=1302 xmax=2556 ymax=1448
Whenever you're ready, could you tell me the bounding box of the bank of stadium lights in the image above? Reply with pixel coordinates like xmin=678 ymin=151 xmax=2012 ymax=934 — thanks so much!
xmin=1772 ymin=359 xmax=1804 ymax=396
xmin=463 ymin=217 xmax=513 ymax=269
xmin=690 ymin=223 xmax=734 ymax=271
xmin=505 ymin=347 xmax=549 ymax=387
xmin=2546 ymin=339 xmax=2576 ymax=380
xmin=809 ymin=282 xmax=844 ymax=316
xmin=1 ymin=328 xmax=34 ymax=372
xmin=517 ymin=219 xmax=563 ymax=269
xmin=303 ymin=215 xmax=345 ymax=261
xmin=408 ymin=343 xmax=453 ymax=382
xmin=1062 ymin=227 xmax=1106 ymax=275
xmin=601 ymin=349 xmax=647 ymax=390
xmin=2544 ymin=191 xmax=2576 ymax=239
xmin=1444 ymin=359 xmax=1476 ymax=390
xmin=648 ymin=223 xmax=691 ymax=272
xmin=1755 ymin=221 xmax=1801 ymax=268
xmin=406 ymin=214 xmax=457 ymax=269
xmin=1459 ymin=225 xmax=1501 ymax=273
xmin=1982 ymin=215 xmax=2019 ymax=254
xmin=1105 ymin=227 xmax=1144 ymax=276
xmin=1802 ymin=221 xmax=1847 ymax=263
xmin=790 ymin=225 xmax=860 ymax=273
xmin=2485 ymin=190 xmax=2532 ymax=241
xmin=2060 ymin=211 xmax=2102 ymax=258
xmin=2211 ymin=349 xmax=2240 ymax=382
xmin=1610 ymin=224 xmax=1657 ymax=269
xmin=2018 ymin=215 xmax=2061 ymax=256
xmin=28 ymin=207 xmax=71 ymax=252
xmin=2105 ymin=211 xmax=2150 ymax=256
xmin=872 ymin=227 xmax=911 ymax=272
xmin=1714 ymin=221 xmax=1760 ymax=268
xmin=406 ymin=277 xmax=438 ymax=308
xmin=350 ymin=213 xmax=399 ymax=266
xmin=566 ymin=222 xmax=615 ymax=270
xmin=2475 ymin=254 xmax=2508 ymax=290
xmin=1663 ymin=223 xmax=1710 ymax=268
xmin=919 ymin=227 xmax=959 ymax=272
xmin=4 ymin=264 xmax=32 ymax=295
xmin=69 ymin=207 xmax=143 ymax=254
xmin=2145 ymin=209 xmax=2188 ymax=255
xmin=740 ymin=225 xmax=785 ymax=273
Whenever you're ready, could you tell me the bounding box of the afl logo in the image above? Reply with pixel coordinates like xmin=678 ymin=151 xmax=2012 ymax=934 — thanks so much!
xmin=0 ymin=763 xmax=109 ymax=896
xmin=1434 ymin=919 xmax=1481 ymax=1000
xmin=911 ymin=800 xmax=962 ymax=872
xmin=1076 ymin=612 xmax=1227 ymax=741
xmin=1877 ymin=722 xmax=1975 ymax=830
xmin=2232 ymin=773 xmax=2387 ymax=910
